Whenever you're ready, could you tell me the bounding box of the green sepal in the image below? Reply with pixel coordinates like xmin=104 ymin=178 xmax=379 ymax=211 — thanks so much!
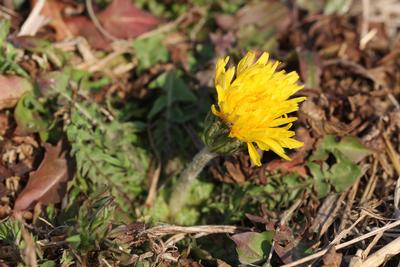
xmin=202 ymin=112 xmax=244 ymax=154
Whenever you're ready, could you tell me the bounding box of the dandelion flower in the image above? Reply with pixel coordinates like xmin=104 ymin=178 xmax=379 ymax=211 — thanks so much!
xmin=211 ymin=51 xmax=306 ymax=166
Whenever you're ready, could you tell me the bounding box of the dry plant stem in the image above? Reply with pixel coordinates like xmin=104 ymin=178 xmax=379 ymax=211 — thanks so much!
xmin=281 ymin=219 xmax=400 ymax=267
xmin=18 ymin=0 xmax=48 ymax=36
xmin=145 ymin=162 xmax=161 ymax=207
xmin=146 ymin=225 xmax=247 ymax=236
xmin=355 ymin=235 xmax=400 ymax=267
xmin=361 ymin=231 xmax=383 ymax=259
xmin=383 ymin=133 xmax=400 ymax=175
xmin=168 ymin=147 xmax=217 ymax=217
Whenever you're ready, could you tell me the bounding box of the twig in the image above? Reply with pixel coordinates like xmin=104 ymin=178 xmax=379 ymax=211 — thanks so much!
xmin=361 ymin=231 xmax=383 ymax=259
xmin=360 ymin=159 xmax=378 ymax=203
xmin=383 ymin=133 xmax=400 ymax=176
xmin=145 ymin=162 xmax=161 ymax=207
xmin=145 ymin=225 xmax=248 ymax=237
xmin=354 ymin=235 xmax=400 ymax=266
xmin=281 ymin=219 xmax=400 ymax=267
xmin=18 ymin=0 xmax=48 ymax=36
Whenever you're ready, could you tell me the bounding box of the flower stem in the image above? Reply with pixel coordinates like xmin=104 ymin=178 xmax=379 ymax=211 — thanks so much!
xmin=169 ymin=147 xmax=217 ymax=218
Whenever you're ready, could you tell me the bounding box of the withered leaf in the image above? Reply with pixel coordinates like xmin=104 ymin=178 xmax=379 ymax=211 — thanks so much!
xmin=65 ymin=0 xmax=160 ymax=49
xmin=31 ymin=0 xmax=73 ymax=40
xmin=14 ymin=142 xmax=72 ymax=211
xmin=322 ymin=247 xmax=343 ymax=267
xmin=0 ymin=75 xmax=32 ymax=111
xmin=98 ymin=0 xmax=161 ymax=39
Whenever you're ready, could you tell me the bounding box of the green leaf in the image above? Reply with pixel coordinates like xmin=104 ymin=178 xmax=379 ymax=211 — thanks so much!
xmin=40 ymin=261 xmax=56 ymax=267
xmin=296 ymin=0 xmax=324 ymax=12
xmin=324 ymin=0 xmax=353 ymax=15
xmin=14 ymin=93 xmax=49 ymax=141
xmin=148 ymin=71 xmax=196 ymax=119
xmin=132 ymin=34 xmax=169 ymax=71
xmin=148 ymin=95 xmax=166 ymax=119
xmin=308 ymin=162 xmax=330 ymax=197
xmin=329 ymin=150 xmax=362 ymax=192
xmin=66 ymin=235 xmax=81 ymax=246
xmin=335 ymin=136 xmax=372 ymax=163
xmin=231 ymin=231 xmax=273 ymax=265
xmin=309 ymin=135 xmax=337 ymax=161
xmin=0 ymin=20 xmax=10 ymax=46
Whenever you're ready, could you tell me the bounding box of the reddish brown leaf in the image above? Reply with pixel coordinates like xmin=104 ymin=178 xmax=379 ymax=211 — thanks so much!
xmin=14 ymin=142 xmax=72 ymax=211
xmin=64 ymin=16 xmax=109 ymax=50
xmin=215 ymin=1 xmax=290 ymax=32
xmin=65 ymin=0 xmax=161 ymax=49
xmin=98 ymin=0 xmax=160 ymax=39
xmin=266 ymin=157 xmax=308 ymax=177
xmin=0 ymin=75 xmax=33 ymax=110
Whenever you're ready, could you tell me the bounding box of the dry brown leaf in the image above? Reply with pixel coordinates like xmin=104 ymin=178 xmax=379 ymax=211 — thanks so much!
xmin=217 ymin=259 xmax=232 ymax=267
xmin=98 ymin=0 xmax=160 ymax=39
xmin=64 ymin=16 xmax=109 ymax=50
xmin=31 ymin=0 xmax=73 ymax=40
xmin=322 ymin=247 xmax=343 ymax=267
xmin=14 ymin=142 xmax=72 ymax=211
xmin=224 ymin=161 xmax=246 ymax=184
xmin=0 ymin=75 xmax=33 ymax=110
xmin=65 ymin=0 xmax=160 ymax=50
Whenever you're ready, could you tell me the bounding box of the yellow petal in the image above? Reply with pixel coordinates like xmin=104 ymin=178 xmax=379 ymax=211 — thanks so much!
xmin=211 ymin=104 xmax=221 ymax=117
xmin=212 ymin=51 xmax=306 ymax=165
xmin=248 ymin=142 xmax=261 ymax=166
xmin=237 ymin=51 xmax=256 ymax=75
xmin=256 ymin=52 xmax=269 ymax=65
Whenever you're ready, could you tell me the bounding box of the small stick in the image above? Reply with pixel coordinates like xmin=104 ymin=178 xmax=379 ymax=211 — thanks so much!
xmin=361 ymin=231 xmax=383 ymax=259
xmin=18 ymin=0 xmax=48 ymax=36
xmin=145 ymin=162 xmax=161 ymax=207
xmin=356 ymin=235 xmax=400 ymax=266
xmin=146 ymin=225 xmax=248 ymax=236
xmin=281 ymin=219 xmax=400 ymax=267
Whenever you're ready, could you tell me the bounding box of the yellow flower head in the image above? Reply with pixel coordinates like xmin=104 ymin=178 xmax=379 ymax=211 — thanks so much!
xmin=211 ymin=51 xmax=306 ymax=166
